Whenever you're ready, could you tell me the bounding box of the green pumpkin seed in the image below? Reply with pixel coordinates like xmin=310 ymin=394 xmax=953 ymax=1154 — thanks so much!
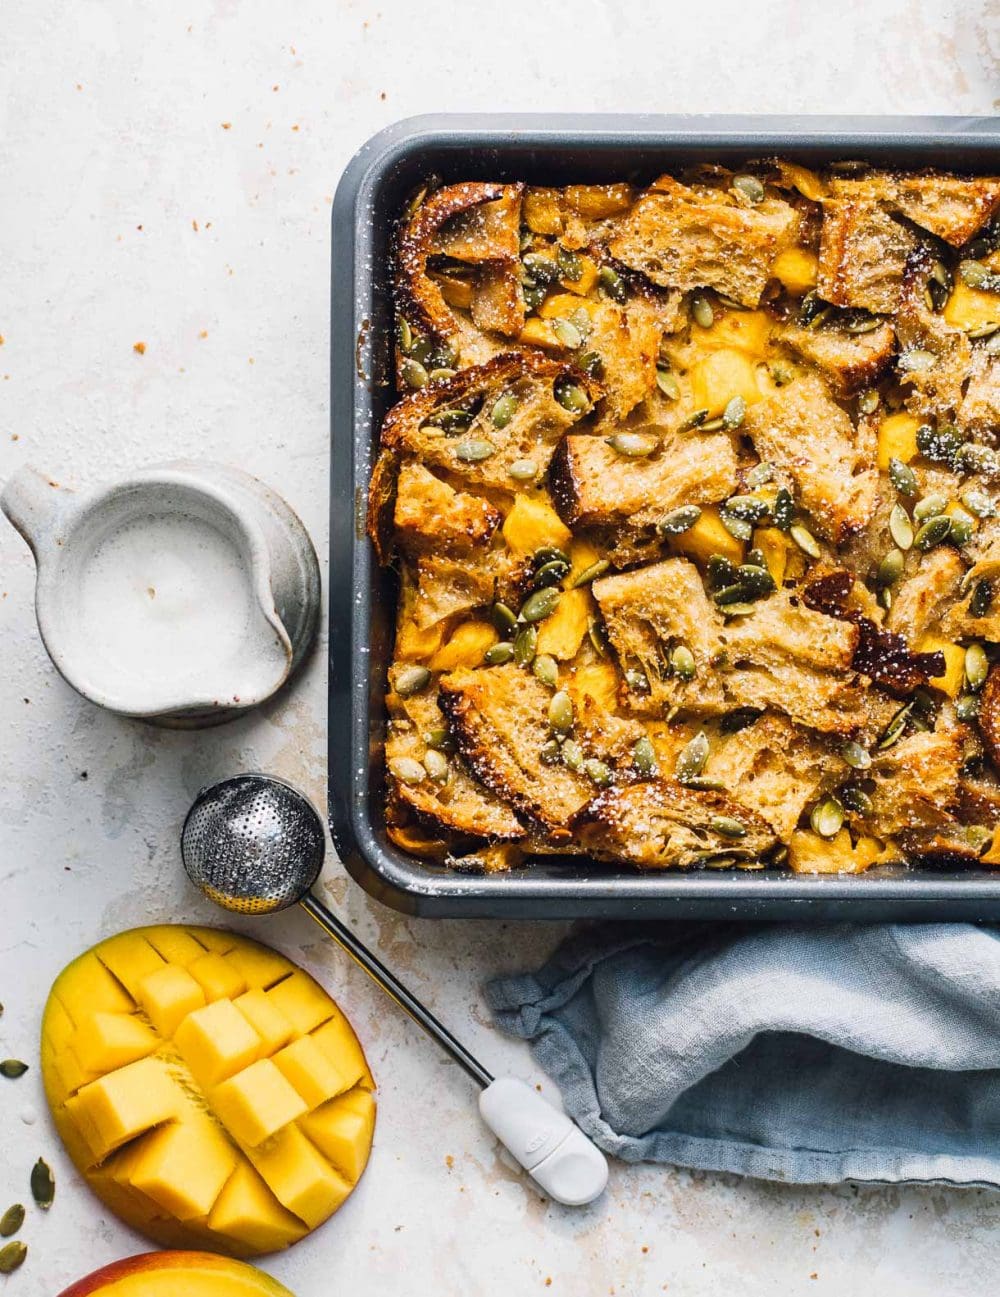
xmin=513 ymin=625 xmax=538 ymax=666
xmin=958 ymin=442 xmax=1000 ymax=476
xmin=677 ymin=408 xmax=709 ymax=433
xmin=720 ymin=601 xmax=757 ymax=616
xmin=714 ymin=582 xmax=754 ymax=606
xmin=532 ymin=559 xmax=570 ymax=589
xmin=950 ymin=510 xmax=975 ymax=545
xmin=699 ymin=416 xmax=726 ymax=432
xmin=722 ymin=395 xmax=747 ymax=429
xmin=588 ymin=617 xmax=609 ymax=658
xmin=423 ymin=750 xmax=450 ymax=783
xmin=520 ymin=586 xmax=560 ymax=623
xmin=656 ymin=367 xmax=681 ymax=400
xmin=726 ymin=494 xmax=770 ymax=524
xmin=790 ymin=524 xmax=821 ymax=559
xmin=0 ymin=1242 xmax=26 ymax=1275
xmin=632 ymin=736 xmax=658 ymax=777
xmin=390 ymin=757 xmax=426 ymax=786
xmin=858 ymin=389 xmax=880 ymax=415
xmin=732 ymin=174 xmax=765 ymax=203
xmin=552 ymin=317 xmax=584 ymax=350
xmin=598 ymin=265 xmax=626 ymax=302
xmin=484 ymin=641 xmax=515 ymax=666
xmin=533 ymin=654 xmax=559 ymax=688
xmin=720 ymin=512 xmax=753 ymax=542
xmin=539 ymin=738 xmax=562 ymax=766
xmin=554 ymin=379 xmax=590 ymax=414
xmin=842 ymin=740 xmax=872 ymax=770
xmin=960 ymin=259 xmax=994 ymax=288
xmin=508 ymin=458 xmax=538 ymax=482
xmin=683 ymin=776 xmax=728 ymax=792
xmin=533 ymin=546 xmax=571 ymax=566
xmin=624 ymin=666 xmax=650 ymax=694
xmin=0 ymin=1206 xmax=23 ymax=1239
xmin=427 ymin=367 xmax=457 ymax=383
xmin=772 ymin=487 xmax=794 ymax=531
xmin=913 ymin=515 xmax=952 ymax=550
xmin=670 ymin=645 xmax=696 ymax=680
xmin=395 ymin=665 xmax=431 ymax=697
xmin=657 ymin=505 xmax=702 ymax=536
xmin=888 ymin=457 xmax=918 ymax=497
xmin=710 ymin=815 xmax=747 ymax=840
xmin=961 ymin=489 xmax=996 ymax=519
xmin=578 ymin=350 xmax=603 ymax=377
xmin=913 ymin=493 xmax=949 ymax=522
xmin=810 ymin=797 xmax=845 ymax=838
xmin=30 ymin=1158 xmax=54 ymax=1210
xmin=876 ymin=549 xmax=905 ymax=588
xmin=454 ymin=438 xmax=496 ymax=463
xmin=584 ymin=758 xmax=612 ymax=787
xmin=706 ymin=554 xmax=739 ymax=589
xmin=889 ymin=503 xmax=914 ymax=551
xmin=424 ymin=408 xmax=473 ymax=434
xmin=607 ymin=432 xmax=659 ymax=458
xmin=548 ymin=690 xmax=574 ymax=735
xmin=916 ymin=422 xmax=965 ymax=465
xmin=970 ymin=579 xmax=994 ymax=618
xmin=491 ymin=602 xmax=518 ymax=635
xmin=899 ymin=348 xmax=937 ymax=373
xmin=746 ymin=462 xmax=775 ymax=488
xmin=523 ymin=282 xmax=545 ymax=311
xmin=737 ymin=564 xmax=776 ymax=597
xmin=841 ymin=785 xmax=875 ymax=816
xmin=570 ymin=559 xmax=610 ymax=588
xmin=691 ymin=295 xmax=714 ymax=328
xmin=878 ymin=703 xmax=911 ymax=749
xmin=397 ymin=316 xmax=414 ymax=352
xmin=523 ymin=252 xmax=561 ymax=283
xmin=0 ymin=1060 xmax=27 ymax=1079
xmin=676 ymin=731 xmax=710 ymax=783
xmin=491 ymin=392 xmax=519 ymax=428
xmin=956 ymin=694 xmax=982 ymax=722
xmin=557 ymin=246 xmax=584 ymax=281
xmin=423 ymin=728 xmax=454 ymax=752
xmin=561 ymin=738 xmax=584 ymax=772
xmin=401 ymin=358 xmax=429 ymax=389
xmin=844 ymin=313 xmax=882 ymax=335
xmin=966 ymin=643 xmax=989 ymax=692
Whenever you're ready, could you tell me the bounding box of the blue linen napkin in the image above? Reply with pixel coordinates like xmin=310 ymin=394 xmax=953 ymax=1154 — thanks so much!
xmin=487 ymin=922 xmax=1000 ymax=1186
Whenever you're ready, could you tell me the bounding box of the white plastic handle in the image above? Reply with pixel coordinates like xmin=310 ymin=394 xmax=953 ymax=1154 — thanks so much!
xmin=478 ymin=1077 xmax=608 ymax=1206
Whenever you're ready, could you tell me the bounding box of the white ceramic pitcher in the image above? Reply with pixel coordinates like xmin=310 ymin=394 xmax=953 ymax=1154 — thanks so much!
xmin=1 ymin=461 xmax=320 ymax=726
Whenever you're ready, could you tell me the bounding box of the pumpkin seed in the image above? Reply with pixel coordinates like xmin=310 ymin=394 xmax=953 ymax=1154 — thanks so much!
xmin=676 ymin=731 xmax=710 ymax=783
xmin=898 ymin=348 xmax=937 ymax=373
xmin=454 ymin=437 xmax=496 ymax=463
xmin=959 ymin=259 xmax=997 ymax=289
xmin=534 ymin=545 xmax=571 ymax=566
xmin=956 ymin=694 xmax=982 ymax=722
xmin=878 ymin=703 xmax=911 ymax=749
xmin=598 ymin=265 xmax=626 ymax=302
xmin=720 ymin=706 xmax=764 ymax=734
xmin=670 ymin=644 xmax=697 ymax=680
xmin=966 ymin=643 xmax=989 ymax=692
xmin=588 ymin=617 xmax=609 ymax=658
xmin=967 ymin=321 xmax=1000 ymax=340
xmin=916 ymin=421 xmax=965 ymax=465
xmin=656 ymin=367 xmax=681 ymax=400
xmin=950 ymin=509 xmax=975 ymax=546
xmin=773 ymin=487 xmax=795 ymax=531
xmin=552 ymin=317 xmax=584 ymax=349
xmin=961 ymin=489 xmax=996 ymax=519
xmin=548 ymin=690 xmax=574 ymax=734
xmin=423 ymin=728 xmax=454 ymax=751
xmin=677 ymin=408 xmax=709 ymax=432
xmin=691 ymin=295 xmax=714 ymax=328
xmin=684 ymin=776 xmax=727 ymax=792
xmin=540 ymin=738 xmax=562 ymax=766
xmin=522 ymin=252 xmax=561 ymax=284
xmin=722 ymin=395 xmax=747 ymax=429
xmin=423 ymin=750 xmax=450 ymax=783
xmin=746 ymin=462 xmax=775 ymax=488
xmin=810 ymin=797 xmax=845 ymax=838
xmin=427 ymin=367 xmax=457 ymax=383
xmin=858 ymin=389 xmax=880 ymax=415
xmin=0 ymin=1242 xmax=26 ymax=1275
xmin=514 ymin=625 xmax=538 ymax=665
xmin=720 ymin=601 xmax=757 ymax=616
xmin=390 ymin=757 xmax=426 ymax=786
xmin=578 ymin=350 xmax=603 ymax=377
xmin=624 ymin=666 xmax=650 ymax=694
xmin=554 ymin=379 xmax=589 ymax=413
xmin=424 ymin=408 xmax=473 ymax=434
xmin=841 ymin=785 xmax=875 ymax=816
xmin=913 ymin=515 xmax=952 ymax=550
xmin=732 ymin=173 xmax=765 ymax=203
xmin=699 ymin=416 xmax=726 ymax=432
xmin=484 ymin=642 xmax=515 ymax=666
xmin=790 ymin=524 xmax=821 ymax=558
xmin=632 ymin=736 xmax=658 ymax=777
xmin=888 ymin=457 xmax=918 ymax=497
xmin=491 ymin=601 xmax=518 ymax=634
xmin=706 ymin=554 xmax=739 ymax=589
xmin=0 ymin=1060 xmax=27 ymax=1079
xmin=508 ymin=458 xmax=538 ymax=482
xmin=0 ymin=1206 xmax=23 ymax=1239
xmin=30 ymin=1159 xmax=54 ymax=1210
xmin=491 ymin=392 xmax=519 ymax=428
xmin=397 ymin=316 xmax=414 ymax=352
xmin=889 ymin=503 xmax=914 ymax=551
xmin=710 ymin=815 xmax=747 ymax=840
xmin=557 ymin=246 xmax=584 ymax=281
xmin=726 ymin=495 xmax=770 ymax=524
xmin=607 ymin=431 xmax=659 ymax=458
xmin=523 ymin=282 xmax=546 ymax=311
xmin=737 ymin=564 xmax=776 ymax=597
xmin=532 ymin=559 xmax=570 ymax=589
xmin=584 ymin=758 xmax=612 ymax=787
xmin=844 ymin=312 xmax=882 ymax=335
xmin=842 ymin=740 xmax=872 ymax=770
xmin=720 ymin=511 xmax=753 ymax=542
xmin=875 ymin=548 xmax=905 ymax=587
xmin=970 ymin=579 xmax=994 ymax=618
xmin=958 ymin=443 xmax=1000 ymax=476
xmin=570 ymin=559 xmax=610 ymax=588
xmin=395 ymin=665 xmax=431 ymax=697
xmin=560 ymin=739 xmax=584 ymax=772
xmin=521 ymin=586 xmax=560 ymax=623
xmin=657 ymin=505 xmax=702 ymax=536
xmin=913 ymin=493 xmax=949 ymax=522
xmin=533 ymin=654 xmax=559 ymax=688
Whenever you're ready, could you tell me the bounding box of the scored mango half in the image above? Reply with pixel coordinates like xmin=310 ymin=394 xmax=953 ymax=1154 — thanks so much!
xmin=42 ymin=925 xmax=376 ymax=1258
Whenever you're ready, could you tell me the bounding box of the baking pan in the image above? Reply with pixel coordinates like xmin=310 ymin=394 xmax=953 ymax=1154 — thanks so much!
xmin=329 ymin=113 xmax=1000 ymax=920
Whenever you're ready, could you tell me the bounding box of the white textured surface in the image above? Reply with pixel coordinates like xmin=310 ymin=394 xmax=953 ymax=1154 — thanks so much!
xmin=2 ymin=4 xmax=999 ymax=1293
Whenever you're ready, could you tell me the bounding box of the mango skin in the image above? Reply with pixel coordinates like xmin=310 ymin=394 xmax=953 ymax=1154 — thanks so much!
xmin=57 ymin=1251 xmax=295 ymax=1297
xmin=43 ymin=926 xmax=375 ymax=1259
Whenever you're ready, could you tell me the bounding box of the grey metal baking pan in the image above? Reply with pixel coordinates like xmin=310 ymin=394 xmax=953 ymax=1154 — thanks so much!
xmin=329 ymin=113 xmax=1000 ymax=919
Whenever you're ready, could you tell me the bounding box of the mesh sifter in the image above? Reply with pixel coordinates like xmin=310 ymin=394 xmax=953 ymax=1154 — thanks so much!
xmin=181 ymin=774 xmax=608 ymax=1206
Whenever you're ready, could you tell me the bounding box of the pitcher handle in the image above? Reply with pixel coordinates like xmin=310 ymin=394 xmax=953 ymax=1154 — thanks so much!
xmin=1 ymin=465 xmax=75 ymax=558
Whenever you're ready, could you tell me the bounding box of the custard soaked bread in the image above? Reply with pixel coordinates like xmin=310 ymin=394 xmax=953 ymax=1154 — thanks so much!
xmin=371 ymin=161 xmax=1000 ymax=874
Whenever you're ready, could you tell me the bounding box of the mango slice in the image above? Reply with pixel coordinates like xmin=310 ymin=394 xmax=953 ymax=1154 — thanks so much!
xmin=57 ymin=1251 xmax=296 ymax=1297
xmin=43 ymin=925 xmax=375 ymax=1258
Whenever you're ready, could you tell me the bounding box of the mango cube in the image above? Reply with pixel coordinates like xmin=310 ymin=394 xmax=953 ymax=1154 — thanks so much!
xmin=688 ymin=347 xmax=762 ymax=417
xmin=502 ymin=494 xmax=573 ymax=557
xmin=224 ymin=943 xmax=294 ymax=991
xmin=188 ymin=952 xmax=246 ymax=1003
xmin=246 ymin=1124 xmax=352 ymax=1228
xmin=918 ymin=635 xmax=966 ymax=699
xmin=536 ymin=588 xmax=590 ymax=660
xmin=667 ymin=504 xmax=744 ymax=567
xmin=772 ymin=247 xmax=819 ymax=296
xmin=428 ymin=620 xmax=498 ymax=672
xmin=136 ymin=964 xmax=207 ymax=1039
xmin=97 ymin=932 xmax=167 ymax=998
xmin=71 ymin=1012 xmax=158 ymax=1074
xmin=210 ymin=1060 xmax=308 ymax=1148
xmin=311 ymin=1016 xmax=370 ymax=1091
xmin=175 ymin=999 xmax=262 ymax=1088
xmin=208 ymin=1162 xmax=308 ymax=1254
xmin=265 ymin=973 xmax=336 ymax=1036
xmin=301 ymin=1089 xmax=376 ymax=1182
xmin=233 ymin=988 xmax=295 ymax=1054
xmin=144 ymin=926 xmax=213 ymax=966
xmin=59 ymin=954 xmax=135 ymax=1021
xmin=73 ymin=1057 xmax=180 ymax=1160
xmin=129 ymin=1116 xmax=239 ymax=1220
xmin=273 ymin=1036 xmax=353 ymax=1110
xmin=877 ymin=412 xmax=921 ymax=469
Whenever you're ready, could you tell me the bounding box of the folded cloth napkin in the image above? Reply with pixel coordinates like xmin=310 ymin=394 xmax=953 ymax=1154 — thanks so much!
xmin=487 ymin=922 xmax=1000 ymax=1186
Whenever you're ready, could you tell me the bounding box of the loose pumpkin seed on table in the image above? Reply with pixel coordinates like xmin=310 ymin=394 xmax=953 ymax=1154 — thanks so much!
xmin=0 ymin=1060 xmax=28 ymax=1079
xmin=30 ymin=1159 xmax=54 ymax=1210
xmin=0 ymin=1206 xmax=24 ymax=1239
xmin=0 ymin=1242 xmax=26 ymax=1275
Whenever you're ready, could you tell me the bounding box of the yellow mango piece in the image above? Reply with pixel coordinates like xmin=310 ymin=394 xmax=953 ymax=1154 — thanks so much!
xmin=772 ymin=247 xmax=819 ymax=296
xmin=777 ymin=161 xmax=828 ymax=201
xmin=301 ymin=1088 xmax=377 ymax=1183
xmin=689 ymin=347 xmax=762 ymax=416
xmin=210 ymin=1060 xmax=308 ymax=1148
xmin=944 ymin=280 xmax=1000 ymax=332
xmin=43 ymin=996 xmax=75 ymax=1053
xmin=311 ymin=1015 xmax=371 ymax=1091
xmin=266 ymin=971 xmax=337 ymax=1036
xmin=144 ymin=926 xmax=212 ymax=965
xmin=71 ymin=1012 xmax=158 ymax=1074
xmin=561 ymin=254 xmax=600 ymax=296
xmin=502 ymin=494 xmax=572 ymax=557
xmin=691 ymin=309 xmax=773 ymax=357
xmin=129 ymin=1116 xmax=239 ymax=1221
xmin=396 ymin=614 xmax=444 ymax=662
xmin=62 ymin=1253 xmax=297 ymax=1295
xmin=97 ymin=933 xmax=167 ymax=999
xmin=51 ymin=1047 xmax=100 ymax=1101
xmin=273 ymin=1035 xmax=353 ymax=1109
xmin=246 ymin=1124 xmax=353 ymax=1229
xmin=73 ymin=1057 xmax=180 ymax=1160
xmin=518 ymin=317 xmax=561 ymax=350
xmin=981 ymin=830 xmax=1000 ymax=866
xmin=208 ymin=1162 xmax=308 ymax=1254
xmin=188 ymin=952 xmax=246 ymax=1003
xmin=224 ymin=943 xmax=298 ymax=991
xmin=945 ymin=499 xmax=979 ymax=531
xmin=668 ymin=504 xmax=744 ymax=567
xmin=55 ymin=955 xmax=136 ymax=1023
xmin=523 ymin=187 xmax=564 ymax=235
xmin=233 ymin=988 xmax=295 ymax=1054
xmin=176 ymin=999 xmax=262 ymax=1088
xmin=438 ymin=275 xmax=474 ymax=310
xmin=136 ymin=964 xmax=206 ymax=1039
xmin=788 ymin=829 xmax=889 ymax=875
xmin=568 ymin=662 xmax=620 ymax=713
xmin=568 ymin=537 xmax=603 ymax=580
xmin=537 ymin=291 xmax=598 ymax=321
xmin=536 ymin=588 xmax=590 ymax=660
xmin=917 ymin=635 xmax=966 ymax=699
xmin=877 ymin=412 xmax=922 ymax=469
xmin=752 ymin=527 xmax=789 ymax=587
xmin=428 ymin=620 xmax=498 ymax=672
xmin=564 ymin=182 xmax=635 ymax=220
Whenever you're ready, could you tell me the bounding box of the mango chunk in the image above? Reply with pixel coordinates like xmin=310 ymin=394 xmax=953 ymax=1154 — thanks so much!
xmin=691 ymin=310 xmax=773 ymax=357
xmin=136 ymin=964 xmax=206 ymax=1039
xmin=211 ymin=1060 xmax=308 ymax=1148
xmin=233 ymin=988 xmax=295 ymax=1054
xmin=564 ymin=182 xmax=635 ymax=219
xmin=301 ymin=1089 xmax=377 ymax=1183
xmin=438 ymin=274 xmax=474 ymax=310
xmin=129 ymin=1116 xmax=239 ymax=1221
xmin=428 ymin=620 xmax=498 ymax=672
xmin=71 ymin=1012 xmax=158 ymax=1074
xmin=518 ymin=317 xmax=561 ymax=350
xmin=73 ymin=1057 xmax=180 ymax=1160
xmin=97 ymin=932 xmax=168 ymax=999
xmin=272 ymin=1036 xmax=353 ymax=1110
xmin=689 ymin=347 xmax=762 ymax=417
xmin=667 ymin=504 xmax=744 ymax=567
xmin=877 ymin=412 xmax=921 ymax=469
xmin=752 ymin=526 xmax=789 ymax=587
xmin=981 ymin=829 xmax=1000 ymax=866
xmin=208 ymin=1162 xmax=308 ymax=1254
xmin=918 ymin=634 xmax=966 ymax=699
xmin=772 ymin=247 xmax=819 ymax=296
xmin=788 ymin=828 xmax=890 ymax=874
xmin=944 ymin=280 xmax=1000 ymax=332
xmin=224 ymin=944 xmax=296 ymax=992
xmin=502 ymin=494 xmax=572 ymax=557
xmin=266 ymin=972 xmax=336 ymax=1037
xmin=57 ymin=954 xmax=135 ymax=1021
xmin=561 ymin=254 xmax=600 ymax=296
xmin=246 ymin=1125 xmax=353 ymax=1229
xmin=568 ymin=662 xmax=620 ymax=713
xmin=523 ymin=187 xmax=564 ymax=235
xmin=176 ymin=999 xmax=262 ymax=1088
xmin=145 ymin=926 xmax=212 ymax=966
xmin=396 ymin=614 xmax=444 ymax=662
xmin=310 ymin=1014 xmax=372 ymax=1090
xmin=188 ymin=952 xmax=246 ymax=1003
xmin=536 ymin=588 xmax=590 ymax=660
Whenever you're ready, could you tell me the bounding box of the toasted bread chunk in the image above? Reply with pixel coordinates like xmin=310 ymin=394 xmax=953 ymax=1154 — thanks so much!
xmin=959 ymin=347 xmax=1000 ymax=435
xmin=550 ymin=430 xmax=738 ymax=533
xmin=438 ymin=665 xmax=596 ymax=832
xmin=590 ymin=297 xmax=662 ymax=430
xmin=829 ymin=171 xmax=1000 ymax=247
xmin=886 ymin=548 xmax=963 ymax=644
xmin=896 ymin=250 xmax=973 ymax=424
xmin=817 ymin=199 xmax=920 ymax=314
xmin=896 ymin=825 xmax=988 ymax=867
xmin=470 ymin=262 xmax=525 ymax=337
xmin=742 ymin=373 xmax=880 ymax=542
xmin=385 ymin=672 xmax=524 ymax=841
xmin=606 ymin=175 xmax=799 ymax=308
xmin=863 ymin=726 xmax=965 ymax=836
xmin=940 ymin=567 xmax=1000 ymax=644
xmin=367 ymin=448 xmax=400 ymax=566
xmin=980 ymin=666 xmax=1000 ymax=769
xmin=776 ymin=319 xmax=896 ymax=395
xmin=393 ymin=462 xmax=501 ymax=554
xmin=410 ymin=551 xmax=520 ymax=630
xmin=571 ymin=778 xmax=777 ymax=868
xmin=702 ymin=715 xmax=842 ymax=838
xmin=380 ymin=353 xmax=597 ymax=492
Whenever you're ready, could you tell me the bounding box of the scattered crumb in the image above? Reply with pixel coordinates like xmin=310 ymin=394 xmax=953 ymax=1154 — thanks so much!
xmin=641 ymin=1246 xmax=649 ymax=1254
xmin=199 ymin=330 xmax=208 ymax=339
xmin=248 ymin=356 xmax=255 ymax=364
xmin=535 ymin=1083 xmax=542 ymax=1092
xmin=0 ymin=334 xmax=5 ymax=345
xmin=221 ymin=121 xmax=232 ymax=130
xmin=136 ymin=224 xmax=143 ymax=231
xmin=380 ymin=91 xmax=386 ymax=101
xmin=291 ymin=123 xmax=299 ymax=131
xmin=544 ymin=1281 xmax=551 ymax=1288
xmin=23 ymin=698 xmax=30 ymax=704
xmin=192 ymin=219 xmax=199 ymax=231
xmin=810 ymin=1275 xmax=818 ymax=1281
xmin=133 ymin=341 xmax=146 ymax=354
xmin=80 ymin=772 xmax=88 ymax=780
xmin=273 ymin=84 xmax=280 ymax=91
xmin=76 ymin=83 xmax=82 ymax=90
xmin=445 ymin=1155 xmax=454 ymax=1169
